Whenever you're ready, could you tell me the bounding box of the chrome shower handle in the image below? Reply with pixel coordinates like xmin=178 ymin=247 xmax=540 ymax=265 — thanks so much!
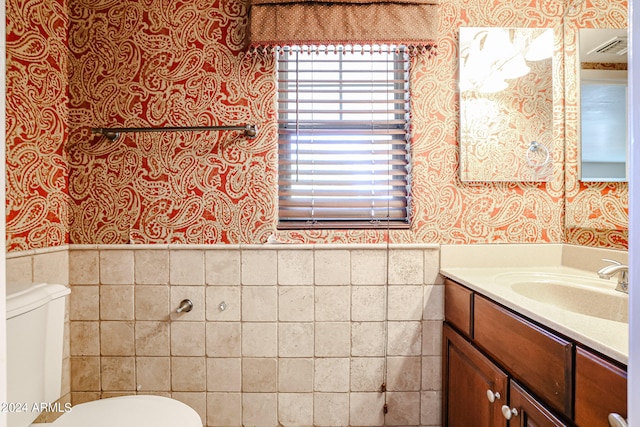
xmin=176 ymin=299 xmax=193 ymax=313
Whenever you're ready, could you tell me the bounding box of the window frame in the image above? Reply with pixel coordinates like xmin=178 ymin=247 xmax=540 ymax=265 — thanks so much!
xmin=276 ymin=45 xmax=412 ymax=230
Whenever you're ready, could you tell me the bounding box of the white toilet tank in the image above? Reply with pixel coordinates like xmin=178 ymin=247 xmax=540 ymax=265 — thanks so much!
xmin=6 ymin=283 xmax=71 ymax=427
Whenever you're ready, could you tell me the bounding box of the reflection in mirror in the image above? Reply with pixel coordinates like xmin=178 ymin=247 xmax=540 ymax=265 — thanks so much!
xmin=459 ymin=28 xmax=554 ymax=182
xmin=579 ymin=28 xmax=628 ymax=182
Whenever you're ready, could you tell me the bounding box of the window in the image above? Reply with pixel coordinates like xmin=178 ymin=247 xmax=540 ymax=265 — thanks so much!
xmin=277 ymin=45 xmax=411 ymax=229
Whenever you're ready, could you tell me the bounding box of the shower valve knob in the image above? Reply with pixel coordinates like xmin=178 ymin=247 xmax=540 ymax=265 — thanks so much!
xmin=176 ymin=299 xmax=193 ymax=313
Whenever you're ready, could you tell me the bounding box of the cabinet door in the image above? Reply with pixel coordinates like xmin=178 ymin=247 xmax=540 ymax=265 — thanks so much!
xmin=504 ymin=381 xmax=568 ymax=427
xmin=575 ymin=347 xmax=627 ymax=427
xmin=443 ymin=323 xmax=508 ymax=427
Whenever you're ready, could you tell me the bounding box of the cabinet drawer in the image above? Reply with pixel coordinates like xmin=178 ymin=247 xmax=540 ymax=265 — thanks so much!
xmin=473 ymin=295 xmax=573 ymax=418
xmin=575 ymin=347 xmax=627 ymax=427
xmin=444 ymin=279 xmax=473 ymax=337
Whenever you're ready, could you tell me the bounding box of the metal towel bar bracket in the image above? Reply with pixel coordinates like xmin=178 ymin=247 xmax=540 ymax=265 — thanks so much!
xmin=91 ymin=124 xmax=258 ymax=141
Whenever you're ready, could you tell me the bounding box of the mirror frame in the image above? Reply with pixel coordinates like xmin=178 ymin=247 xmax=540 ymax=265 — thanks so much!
xmin=459 ymin=27 xmax=554 ymax=183
xmin=577 ymin=28 xmax=628 ymax=182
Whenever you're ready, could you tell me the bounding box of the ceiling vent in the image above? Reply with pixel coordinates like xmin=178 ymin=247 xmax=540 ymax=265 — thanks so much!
xmin=587 ymin=36 xmax=628 ymax=56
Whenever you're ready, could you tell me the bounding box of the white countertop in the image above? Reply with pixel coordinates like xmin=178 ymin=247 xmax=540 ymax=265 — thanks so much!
xmin=440 ymin=265 xmax=628 ymax=365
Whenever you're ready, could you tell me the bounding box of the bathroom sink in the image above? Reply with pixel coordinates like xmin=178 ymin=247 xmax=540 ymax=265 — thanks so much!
xmin=496 ymin=272 xmax=628 ymax=323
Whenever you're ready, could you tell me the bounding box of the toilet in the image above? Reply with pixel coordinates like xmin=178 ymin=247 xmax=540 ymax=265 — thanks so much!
xmin=6 ymin=283 xmax=202 ymax=427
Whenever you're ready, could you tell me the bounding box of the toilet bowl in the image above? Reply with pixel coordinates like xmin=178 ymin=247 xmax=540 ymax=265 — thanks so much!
xmin=7 ymin=283 xmax=202 ymax=427
xmin=37 ymin=395 xmax=201 ymax=427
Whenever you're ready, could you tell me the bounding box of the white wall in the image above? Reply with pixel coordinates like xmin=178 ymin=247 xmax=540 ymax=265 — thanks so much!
xmin=628 ymin=0 xmax=640 ymax=424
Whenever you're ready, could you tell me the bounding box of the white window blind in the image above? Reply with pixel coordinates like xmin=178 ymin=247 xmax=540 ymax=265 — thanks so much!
xmin=277 ymin=45 xmax=411 ymax=229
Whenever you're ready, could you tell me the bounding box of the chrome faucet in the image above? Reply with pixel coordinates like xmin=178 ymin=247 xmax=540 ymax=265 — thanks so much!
xmin=597 ymin=259 xmax=629 ymax=293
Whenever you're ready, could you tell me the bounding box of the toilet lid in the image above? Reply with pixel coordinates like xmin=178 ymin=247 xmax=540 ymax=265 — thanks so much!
xmin=49 ymin=395 xmax=201 ymax=427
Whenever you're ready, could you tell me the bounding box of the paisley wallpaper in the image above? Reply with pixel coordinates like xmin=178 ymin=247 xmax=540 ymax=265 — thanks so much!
xmin=5 ymin=0 xmax=629 ymax=249
xmin=6 ymin=0 xmax=69 ymax=251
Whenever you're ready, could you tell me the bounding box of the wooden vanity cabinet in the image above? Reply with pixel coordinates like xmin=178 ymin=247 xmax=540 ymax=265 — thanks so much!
xmin=574 ymin=347 xmax=627 ymax=427
xmin=443 ymin=279 xmax=628 ymax=427
xmin=443 ymin=323 xmax=569 ymax=427
xmin=443 ymin=323 xmax=507 ymax=427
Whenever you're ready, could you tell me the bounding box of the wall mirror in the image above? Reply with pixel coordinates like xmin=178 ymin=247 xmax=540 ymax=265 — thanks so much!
xmin=459 ymin=27 xmax=554 ymax=182
xmin=578 ymin=28 xmax=628 ymax=182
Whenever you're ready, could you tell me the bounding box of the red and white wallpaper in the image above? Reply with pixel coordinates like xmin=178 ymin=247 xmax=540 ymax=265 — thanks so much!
xmin=6 ymin=0 xmax=69 ymax=251
xmin=5 ymin=0 xmax=629 ymax=249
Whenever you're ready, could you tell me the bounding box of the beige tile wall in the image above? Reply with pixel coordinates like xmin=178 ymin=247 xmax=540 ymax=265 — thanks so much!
xmin=12 ymin=244 xmax=444 ymax=427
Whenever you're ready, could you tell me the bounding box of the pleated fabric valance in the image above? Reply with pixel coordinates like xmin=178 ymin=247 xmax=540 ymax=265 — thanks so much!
xmin=248 ymin=0 xmax=439 ymax=55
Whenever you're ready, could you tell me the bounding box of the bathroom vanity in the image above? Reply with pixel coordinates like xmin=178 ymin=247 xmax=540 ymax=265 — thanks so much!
xmin=442 ymin=278 xmax=626 ymax=426
xmin=440 ymin=244 xmax=628 ymax=427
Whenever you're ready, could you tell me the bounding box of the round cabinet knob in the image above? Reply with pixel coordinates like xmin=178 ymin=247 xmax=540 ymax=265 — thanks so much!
xmin=501 ymin=405 xmax=518 ymax=420
xmin=486 ymin=389 xmax=501 ymax=403
xmin=608 ymin=413 xmax=628 ymax=427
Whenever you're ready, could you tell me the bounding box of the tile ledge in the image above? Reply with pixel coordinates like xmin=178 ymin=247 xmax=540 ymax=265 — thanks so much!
xmin=6 ymin=244 xmax=70 ymax=259
xmin=63 ymin=243 xmax=440 ymax=251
